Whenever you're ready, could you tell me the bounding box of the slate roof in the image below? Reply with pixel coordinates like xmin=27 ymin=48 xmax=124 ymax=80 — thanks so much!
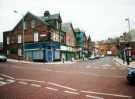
xmin=74 ymin=28 xmax=81 ymax=32
xmin=12 ymin=12 xmax=50 ymax=32
xmin=61 ymin=23 xmax=72 ymax=32
xmin=40 ymin=13 xmax=60 ymax=21
xmin=7 ymin=11 xmax=62 ymax=33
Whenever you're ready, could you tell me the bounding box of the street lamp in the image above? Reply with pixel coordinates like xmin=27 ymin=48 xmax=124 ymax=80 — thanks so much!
xmin=125 ymin=18 xmax=130 ymax=34
xmin=125 ymin=18 xmax=132 ymax=65
xmin=13 ymin=10 xmax=25 ymax=60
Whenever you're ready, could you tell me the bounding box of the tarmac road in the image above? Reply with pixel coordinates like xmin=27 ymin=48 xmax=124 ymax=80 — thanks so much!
xmin=0 ymin=56 xmax=134 ymax=99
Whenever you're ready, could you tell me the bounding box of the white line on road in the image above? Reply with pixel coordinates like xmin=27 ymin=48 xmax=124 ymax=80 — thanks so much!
xmin=0 ymin=81 xmax=7 ymax=86
xmin=48 ymin=82 xmax=77 ymax=91
xmin=86 ymin=95 xmax=104 ymax=99
xmin=64 ymin=90 xmax=79 ymax=95
xmin=8 ymin=64 xmax=125 ymax=78
xmin=81 ymin=90 xmax=132 ymax=99
xmin=0 ymin=77 xmax=4 ymax=80
xmin=30 ymin=84 xmax=42 ymax=88
xmin=78 ymin=72 xmax=125 ymax=78
xmin=17 ymin=78 xmax=45 ymax=83
xmin=6 ymin=79 xmax=15 ymax=83
xmin=45 ymin=87 xmax=58 ymax=91
xmin=18 ymin=81 xmax=28 ymax=85
xmin=0 ymin=73 xmax=15 ymax=79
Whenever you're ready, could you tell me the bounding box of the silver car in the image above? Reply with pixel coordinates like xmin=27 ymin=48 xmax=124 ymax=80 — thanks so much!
xmin=0 ymin=55 xmax=7 ymax=62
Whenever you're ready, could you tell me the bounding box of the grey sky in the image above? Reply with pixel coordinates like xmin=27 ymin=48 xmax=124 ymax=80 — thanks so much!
xmin=0 ymin=0 xmax=135 ymax=42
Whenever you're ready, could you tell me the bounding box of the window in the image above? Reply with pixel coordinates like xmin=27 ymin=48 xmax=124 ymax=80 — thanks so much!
xmin=53 ymin=32 xmax=59 ymax=42
xmin=18 ymin=48 xmax=22 ymax=56
xmin=31 ymin=20 xmax=35 ymax=28
xmin=7 ymin=50 xmax=9 ymax=55
xmin=17 ymin=34 xmax=22 ymax=43
xmin=23 ymin=21 xmax=27 ymax=30
xmin=34 ymin=32 xmax=39 ymax=42
xmin=56 ymin=21 xmax=59 ymax=29
xmin=7 ymin=37 xmax=10 ymax=45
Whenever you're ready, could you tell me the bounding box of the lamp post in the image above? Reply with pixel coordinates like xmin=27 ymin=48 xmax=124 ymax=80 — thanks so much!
xmin=124 ymin=18 xmax=132 ymax=65
xmin=125 ymin=18 xmax=130 ymax=33
xmin=13 ymin=10 xmax=25 ymax=60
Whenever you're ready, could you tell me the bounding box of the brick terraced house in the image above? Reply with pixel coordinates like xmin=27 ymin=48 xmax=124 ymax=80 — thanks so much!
xmin=61 ymin=23 xmax=76 ymax=61
xmin=3 ymin=11 xmax=92 ymax=62
xmin=3 ymin=11 xmax=65 ymax=62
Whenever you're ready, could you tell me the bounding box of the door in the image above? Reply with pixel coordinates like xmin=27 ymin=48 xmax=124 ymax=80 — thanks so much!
xmin=46 ymin=49 xmax=53 ymax=62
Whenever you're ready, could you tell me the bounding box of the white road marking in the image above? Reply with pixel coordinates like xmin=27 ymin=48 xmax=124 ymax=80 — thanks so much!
xmin=86 ymin=95 xmax=104 ymax=99
xmin=17 ymin=78 xmax=45 ymax=83
xmin=64 ymin=90 xmax=79 ymax=95
xmin=6 ymin=79 xmax=15 ymax=83
xmin=31 ymin=84 xmax=42 ymax=87
xmin=0 ymin=73 xmax=15 ymax=79
xmin=45 ymin=87 xmax=58 ymax=91
xmin=18 ymin=81 xmax=28 ymax=85
xmin=0 ymin=77 xmax=4 ymax=80
xmin=81 ymin=90 xmax=132 ymax=99
xmin=48 ymin=82 xmax=77 ymax=91
xmin=8 ymin=64 xmax=125 ymax=78
xmin=0 ymin=81 xmax=7 ymax=86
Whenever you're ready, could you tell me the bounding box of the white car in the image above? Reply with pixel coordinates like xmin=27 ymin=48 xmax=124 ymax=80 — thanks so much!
xmin=100 ymin=55 xmax=105 ymax=58
xmin=95 ymin=55 xmax=100 ymax=59
xmin=89 ymin=55 xmax=95 ymax=60
xmin=0 ymin=55 xmax=7 ymax=62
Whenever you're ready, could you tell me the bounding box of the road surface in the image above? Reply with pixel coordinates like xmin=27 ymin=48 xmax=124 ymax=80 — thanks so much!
xmin=0 ymin=56 xmax=134 ymax=99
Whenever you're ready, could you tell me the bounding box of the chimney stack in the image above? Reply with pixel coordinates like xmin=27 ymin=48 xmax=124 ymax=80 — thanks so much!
xmin=44 ymin=11 xmax=50 ymax=17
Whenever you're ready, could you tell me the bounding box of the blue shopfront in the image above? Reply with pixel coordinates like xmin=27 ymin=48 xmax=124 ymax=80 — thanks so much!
xmin=24 ymin=41 xmax=60 ymax=62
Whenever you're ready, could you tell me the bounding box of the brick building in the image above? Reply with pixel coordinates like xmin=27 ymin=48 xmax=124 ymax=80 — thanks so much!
xmin=3 ymin=11 xmax=65 ymax=62
xmin=61 ymin=23 xmax=76 ymax=60
xmin=3 ymin=11 xmax=92 ymax=62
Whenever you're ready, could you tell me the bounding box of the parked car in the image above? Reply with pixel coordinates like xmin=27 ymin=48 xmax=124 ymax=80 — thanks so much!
xmin=127 ymin=67 xmax=135 ymax=84
xmin=100 ymin=54 xmax=105 ymax=58
xmin=95 ymin=55 xmax=100 ymax=59
xmin=0 ymin=54 xmax=7 ymax=62
xmin=89 ymin=55 xmax=95 ymax=60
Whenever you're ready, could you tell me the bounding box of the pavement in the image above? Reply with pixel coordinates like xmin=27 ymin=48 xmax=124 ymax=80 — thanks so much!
xmin=7 ymin=58 xmax=76 ymax=64
xmin=113 ymin=57 xmax=135 ymax=68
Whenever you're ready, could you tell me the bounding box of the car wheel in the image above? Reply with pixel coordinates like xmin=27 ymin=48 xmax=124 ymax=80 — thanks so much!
xmin=128 ymin=79 xmax=134 ymax=85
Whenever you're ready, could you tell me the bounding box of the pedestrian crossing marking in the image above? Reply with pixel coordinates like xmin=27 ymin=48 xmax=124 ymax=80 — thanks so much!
xmin=0 ymin=77 xmax=4 ymax=80
xmin=0 ymin=75 xmax=16 ymax=87
xmin=0 ymin=81 xmax=7 ymax=86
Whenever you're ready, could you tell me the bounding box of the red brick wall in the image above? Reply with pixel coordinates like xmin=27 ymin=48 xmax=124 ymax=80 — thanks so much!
xmin=66 ymin=31 xmax=76 ymax=47
xmin=3 ymin=13 xmax=50 ymax=60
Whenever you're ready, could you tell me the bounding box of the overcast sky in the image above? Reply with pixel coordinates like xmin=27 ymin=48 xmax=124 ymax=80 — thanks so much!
xmin=0 ymin=0 xmax=135 ymax=42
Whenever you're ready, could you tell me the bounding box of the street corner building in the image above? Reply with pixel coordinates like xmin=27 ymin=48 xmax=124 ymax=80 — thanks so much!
xmin=3 ymin=11 xmax=93 ymax=62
